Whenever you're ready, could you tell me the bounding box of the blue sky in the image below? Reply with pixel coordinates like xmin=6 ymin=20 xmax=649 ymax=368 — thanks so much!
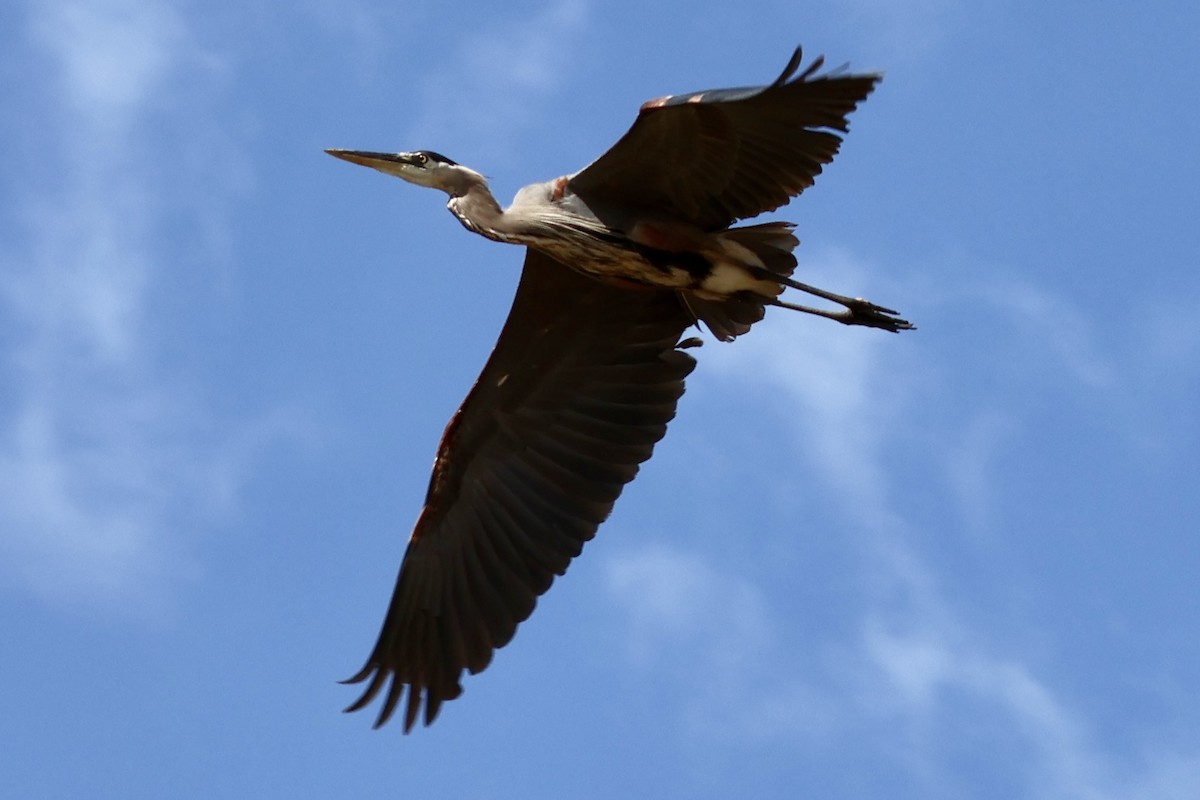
xmin=3 ymin=0 xmax=1199 ymax=797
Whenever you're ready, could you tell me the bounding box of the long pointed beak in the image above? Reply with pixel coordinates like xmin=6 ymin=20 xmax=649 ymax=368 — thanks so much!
xmin=325 ymin=149 xmax=412 ymax=169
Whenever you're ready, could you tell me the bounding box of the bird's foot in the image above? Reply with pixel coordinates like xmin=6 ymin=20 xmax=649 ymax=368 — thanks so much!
xmin=770 ymin=294 xmax=914 ymax=332
xmin=771 ymin=275 xmax=914 ymax=333
xmin=832 ymin=297 xmax=914 ymax=333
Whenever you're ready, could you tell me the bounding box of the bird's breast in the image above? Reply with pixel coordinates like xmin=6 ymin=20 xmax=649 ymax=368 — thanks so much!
xmin=532 ymin=235 xmax=703 ymax=291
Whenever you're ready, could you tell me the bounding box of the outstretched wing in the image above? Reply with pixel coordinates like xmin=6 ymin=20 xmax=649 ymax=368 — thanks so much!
xmin=568 ymin=47 xmax=880 ymax=231
xmin=344 ymin=250 xmax=696 ymax=731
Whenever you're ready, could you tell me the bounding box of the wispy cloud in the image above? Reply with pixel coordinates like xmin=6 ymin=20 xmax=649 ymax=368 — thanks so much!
xmin=977 ymin=279 xmax=1117 ymax=390
xmin=605 ymin=543 xmax=770 ymax=666
xmin=603 ymin=542 xmax=839 ymax=742
xmin=605 ymin=539 xmax=1200 ymax=798
xmin=0 ymin=0 xmax=297 ymax=611
xmin=863 ymin=618 xmax=1103 ymax=796
xmin=832 ymin=0 xmax=962 ymax=61
xmin=29 ymin=0 xmax=184 ymax=124
xmin=703 ymin=247 xmax=916 ymax=526
xmin=602 ymin=247 xmax=1200 ymax=795
xmin=864 ymin=615 xmax=1200 ymax=800
xmin=404 ymin=0 xmax=591 ymax=164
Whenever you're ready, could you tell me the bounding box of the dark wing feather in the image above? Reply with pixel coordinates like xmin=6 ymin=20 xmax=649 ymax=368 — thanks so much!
xmin=344 ymin=250 xmax=696 ymax=731
xmin=568 ymin=47 xmax=880 ymax=231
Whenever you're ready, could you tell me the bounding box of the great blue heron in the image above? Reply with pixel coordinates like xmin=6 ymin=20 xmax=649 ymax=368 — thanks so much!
xmin=327 ymin=46 xmax=911 ymax=732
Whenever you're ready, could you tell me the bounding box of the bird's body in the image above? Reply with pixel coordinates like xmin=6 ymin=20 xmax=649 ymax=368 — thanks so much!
xmin=470 ymin=183 xmax=794 ymax=299
xmin=333 ymin=151 xmax=804 ymax=330
xmin=327 ymin=46 xmax=912 ymax=732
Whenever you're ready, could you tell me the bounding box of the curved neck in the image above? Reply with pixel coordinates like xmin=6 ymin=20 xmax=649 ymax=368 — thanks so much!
xmin=447 ymin=183 xmax=514 ymax=243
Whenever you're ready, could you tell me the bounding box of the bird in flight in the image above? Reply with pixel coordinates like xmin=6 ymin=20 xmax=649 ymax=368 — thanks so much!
xmin=327 ymin=46 xmax=912 ymax=732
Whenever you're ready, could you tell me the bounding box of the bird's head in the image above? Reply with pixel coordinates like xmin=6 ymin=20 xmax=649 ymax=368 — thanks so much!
xmin=325 ymin=149 xmax=483 ymax=196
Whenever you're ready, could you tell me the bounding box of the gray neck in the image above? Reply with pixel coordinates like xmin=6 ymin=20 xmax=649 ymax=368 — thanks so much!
xmin=447 ymin=183 xmax=515 ymax=243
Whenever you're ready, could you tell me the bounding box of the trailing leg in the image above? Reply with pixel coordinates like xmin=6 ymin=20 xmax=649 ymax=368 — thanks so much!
xmin=767 ymin=294 xmax=913 ymax=332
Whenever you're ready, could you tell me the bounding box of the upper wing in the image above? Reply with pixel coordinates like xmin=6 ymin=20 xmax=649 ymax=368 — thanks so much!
xmin=344 ymin=250 xmax=696 ymax=731
xmin=568 ymin=47 xmax=880 ymax=231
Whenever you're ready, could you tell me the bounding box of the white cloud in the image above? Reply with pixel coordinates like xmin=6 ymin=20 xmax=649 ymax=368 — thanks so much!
xmin=863 ymin=620 xmax=1102 ymax=797
xmin=943 ymin=409 xmax=1018 ymax=538
xmin=703 ymin=247 xmax=916 ymax=527
xmin=605 ymin=542 xmax=769 ymax=665
xmin=603 ymin=542 xmax=837 ymax=742
xmin=29 ymin=0 xmax=184 ymax=122
xmin=405 ymin=0 xmax=591 ymax=164
xmin=0 ymin=1 xmax=297 ymax=610
xmin=833 ymin=0 xmax=962 ymax=61
xmin=979 ymin=279 xmax=1117 ymax=390
xmin=862 ymin=617 xmax=1200 ymax=800
xmin=1121 ymin=755 xmax=1200 ymax=800
xmin=606 ymin=248 xmax=1200 ymax=796
xmin=605 ymin=536 xmax=1200 ymax=797
xmin=301 ymin=0 xmax=391 ymax=70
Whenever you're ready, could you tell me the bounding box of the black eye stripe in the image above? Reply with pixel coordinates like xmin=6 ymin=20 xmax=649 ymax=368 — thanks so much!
xmin=415 ymin=150 xmax=458 ymax=167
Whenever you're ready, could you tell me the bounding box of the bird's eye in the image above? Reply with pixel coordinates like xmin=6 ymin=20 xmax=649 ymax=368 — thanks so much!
xmin=415 ymin=153 xmax=428 ymax=165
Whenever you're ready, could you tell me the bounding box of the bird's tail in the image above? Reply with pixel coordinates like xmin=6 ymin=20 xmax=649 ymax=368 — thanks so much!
xmin=680 ymin=222 xmax=799 ymax=342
